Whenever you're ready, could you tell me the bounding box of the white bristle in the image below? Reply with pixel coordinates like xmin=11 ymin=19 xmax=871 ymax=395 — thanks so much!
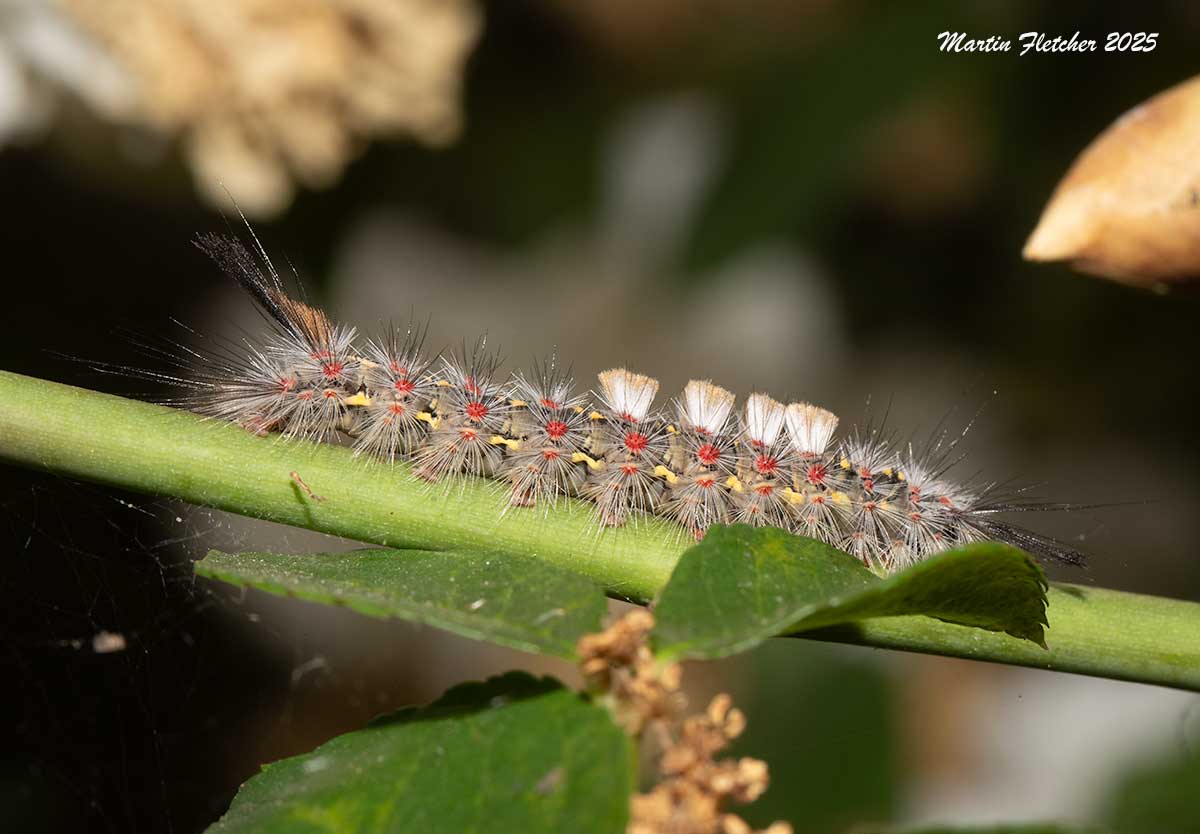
xmin=597 ymin=368 xmax=659 ymax=422
xmin=680 ymin=380 xmax=736 ymax=436
xmin=742 ymin=393 xmax=786 ymax=446
xmin=785 ymin=402 xmax=839 ymax=456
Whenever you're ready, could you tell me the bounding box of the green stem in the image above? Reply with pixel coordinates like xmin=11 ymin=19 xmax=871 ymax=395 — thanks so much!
xmin=2 ymin=371 xmax=1198 ymax=691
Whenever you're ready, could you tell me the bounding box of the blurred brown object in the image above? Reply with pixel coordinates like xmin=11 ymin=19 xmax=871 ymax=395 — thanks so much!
xmin=59 ymin=0 xmax=481 ymax=217
xmin=1024 ymin=75 xmax=1200 ymax=288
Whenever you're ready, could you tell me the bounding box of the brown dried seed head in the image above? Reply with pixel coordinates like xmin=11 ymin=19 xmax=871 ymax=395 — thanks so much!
xmin=707 ymin=693 xmax=733 ymax=725
xmin=760 ymin=824 xmax=794 ymax=834
xmin=721 ymin=814 xmax=752 ymax=834
xmin=729 ymin=758 xmax=770 ymax=805
xmin=659 ymin=662 xmax=683 ymax=691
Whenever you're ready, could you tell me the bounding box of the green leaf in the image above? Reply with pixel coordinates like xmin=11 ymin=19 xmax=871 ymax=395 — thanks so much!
xmin=206 ymin=672 xmax=633 ymax=834
xmin=196 ymin=548 xmax=607 ymax=659
xmin=653 ymin=525 xmax=1048 ymax=660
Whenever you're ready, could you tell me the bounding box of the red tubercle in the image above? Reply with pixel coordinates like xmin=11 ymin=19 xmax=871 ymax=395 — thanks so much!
xmin=695 ymin=475 xmax=716 ymax=489
xmin=754 ymin=455 xmax=778 ymax=476
xmin=540 ymin=397 xmax=560 ymax=409
xmin=623 ymin=431 xmax=649 ymax=454
xmin=459 ymin=428 xmax=478 ymax=441
xmin=805 ymin=463 xmax=827 ymax=485
xmin=862 ymin=478 xmax=875 ymax=493
xmin=542 ymin=449 xmax=560 ymax=461
xmin=620 ymin=463 xmax=640 ymax=475
xmin=322 ymin=389 xmax=340 ymax=400
xmin=277 ymin=376 xmax=296 ymax=393
xmin=753 ymin=483 xmax=774 ymax=496
xmin=387 ymin=402 xmax=406 ymax=415
xmin=321 ymin=360 xmax=344 ymax=380
xmin=464 ymin=401 xmax=489 ymax=422
xmin=696 ymin=444 xmax=721 ymax=466
xmin=811 ymin=494 xmax=826 ymax=505
xmin=463 ymin=376 xmax=483 ymax=396
xmin=296 ymin=389 xmax=314 ymax=401
xmin=909 ymin=511 xmax=922 ymax=521
xmin=394 ymin=378 xmax=416 ymax=395
xmin=545 ymin=420 xmax=569 ymax=440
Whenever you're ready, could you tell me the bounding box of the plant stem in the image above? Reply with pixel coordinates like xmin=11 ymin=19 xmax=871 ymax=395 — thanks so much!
xmin=2 ymin=371 xmax=1198 ymax=690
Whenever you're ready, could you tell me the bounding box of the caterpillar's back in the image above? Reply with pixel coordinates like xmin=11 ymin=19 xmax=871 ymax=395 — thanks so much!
xmin=181 ymin=233 xmax=1087 ymax=573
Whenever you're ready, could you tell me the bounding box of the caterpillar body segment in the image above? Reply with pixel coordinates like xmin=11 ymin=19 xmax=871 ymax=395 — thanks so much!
xmin=498 ymin=362 xmax=590 ymax=511
xmin=413 ymin=340 xmax=512 ymax=483
xmin=352 ymin=325 xmax=438 ymax=461
xmin=660 ymin=381 xmax=738 ymax=541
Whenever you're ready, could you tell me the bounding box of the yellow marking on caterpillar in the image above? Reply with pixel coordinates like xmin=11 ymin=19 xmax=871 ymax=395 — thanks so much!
xmin=897 ymin=471 xmax=907 ymax=482
xmin=653 ymin=465 xmax=679 ymax=485
xmin=589 ymin=411 xmax=605 ymax=421
xmin=417 ymin=411 xmax=439 ymax=429
xmin=510 ymin=399 xmax=527 ymax=408
xmin=840 ymin=457 xmax=851 ymax=470
xmin=344 ymin=392 xmax=372 ymax=407
xmin=436 ymin=379 xmax=452 ymax=387
xmin=882 ymin=467 xmax=894 ymax=476
xmin=667 ymin=424 xmax=678 ymax=434
xmin=830 ymin=490 xmax=850 ymax=505
xmin=571 ymin=452 xmax=605 ymax=471
xmin=573 ymin=405 xmax=586 ymax=414
xmin=490 ymin=436 xmax=520 ymax=450
xmin=725 ymin=475 xmax=744 ymax=493
xmin=782 ymin=487 xmax=805 ymax=506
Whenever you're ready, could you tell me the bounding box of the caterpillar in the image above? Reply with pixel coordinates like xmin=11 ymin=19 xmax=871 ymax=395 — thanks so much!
xmin=167 ymin=232 xmax=1086 ymax=573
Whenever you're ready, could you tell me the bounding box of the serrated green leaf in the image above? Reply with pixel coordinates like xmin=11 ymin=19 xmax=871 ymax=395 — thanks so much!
xmin=653 ymin=525 xmax=1048 ymax=660
xmin=196 ymin=548 xmax=607 ymax=659
xmin=205 ymin=672 xmax=632 ymax=834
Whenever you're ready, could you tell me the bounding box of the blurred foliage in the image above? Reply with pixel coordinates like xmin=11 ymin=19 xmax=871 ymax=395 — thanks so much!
xmin=1103 ymin=748 xmax=1200 ymax=834
xmin=725 ymin=640 xmax=898 ymax=833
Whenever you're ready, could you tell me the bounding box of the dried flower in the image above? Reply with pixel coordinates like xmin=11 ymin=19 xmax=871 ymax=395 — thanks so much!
xmin=577 ymin=610 xmax=791 ymax=834
xmin=1024 ymin=73 xmax=1200 ymax=287
xmin=19 ymin=0 xmax=481 ymax=216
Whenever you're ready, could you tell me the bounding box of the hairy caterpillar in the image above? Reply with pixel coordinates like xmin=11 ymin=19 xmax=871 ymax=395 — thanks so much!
xmin=165 ymin=232 xmax=1086 ymax=572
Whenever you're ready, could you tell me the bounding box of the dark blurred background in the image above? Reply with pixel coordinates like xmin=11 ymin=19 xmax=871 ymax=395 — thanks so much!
xmin=2 ymin=2 xmax=1199 ymax=833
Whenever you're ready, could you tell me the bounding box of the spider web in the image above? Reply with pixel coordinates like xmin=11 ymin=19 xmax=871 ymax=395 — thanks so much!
xmin=0 ymin=468 xmax=544 ymax=834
